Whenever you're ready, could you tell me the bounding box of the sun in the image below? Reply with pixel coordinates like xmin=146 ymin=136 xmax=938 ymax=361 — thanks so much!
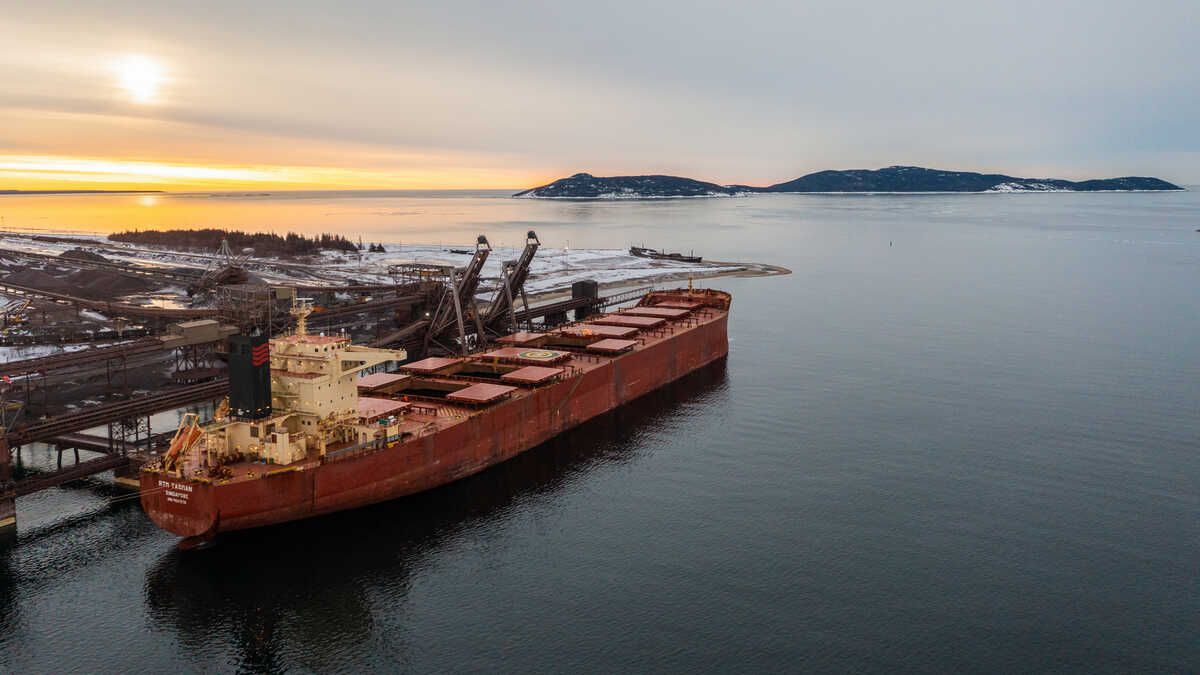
xmin=114 ymin=54 xmax=166 ymax=104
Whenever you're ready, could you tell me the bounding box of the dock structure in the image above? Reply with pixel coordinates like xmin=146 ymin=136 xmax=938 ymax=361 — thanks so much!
xmin=0 ymin=290 xmax=435 ymax=540
xmin=0 ymin=232 xmax=665 ymax=543
xmin=0 ymin=277 xmax=218 ymax=323
xmin=0 ymin=319 xmax=242 ymax=538
xmin=0 ymin=378 xmax=231 ymax=536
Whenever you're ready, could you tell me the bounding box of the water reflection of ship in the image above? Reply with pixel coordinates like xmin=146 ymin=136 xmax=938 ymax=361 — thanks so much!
xmin=143 ymin=359 xmax=727 ymax=671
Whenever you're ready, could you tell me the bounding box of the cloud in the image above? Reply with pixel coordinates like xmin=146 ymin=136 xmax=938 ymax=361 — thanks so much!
xmin=2 ymin=0 xmax=1198 ymax=186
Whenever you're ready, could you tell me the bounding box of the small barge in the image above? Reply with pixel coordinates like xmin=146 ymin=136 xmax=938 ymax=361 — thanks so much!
xmin=629 ymin=246 xmax=703 ymax=263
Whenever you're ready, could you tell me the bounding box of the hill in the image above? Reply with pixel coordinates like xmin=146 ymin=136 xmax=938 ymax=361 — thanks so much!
xmin=514 ymin=167 xmax=1182 ymax=198
xmin=762 ymin=166 xmax=1182 ymax=193
xmin=514 ymin=173 xmax=740 ymax=199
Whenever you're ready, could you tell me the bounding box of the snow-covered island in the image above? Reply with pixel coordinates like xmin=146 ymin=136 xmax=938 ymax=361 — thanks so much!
xmin=515 ymin=166 xmax=1183 ymax=199
xmin=514 ymin=173 xmax=744 ymax=199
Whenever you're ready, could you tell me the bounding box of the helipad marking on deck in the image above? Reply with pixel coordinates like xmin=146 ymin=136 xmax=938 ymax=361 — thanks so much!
xmin=519 ymin=350 xmax=559 ymax=360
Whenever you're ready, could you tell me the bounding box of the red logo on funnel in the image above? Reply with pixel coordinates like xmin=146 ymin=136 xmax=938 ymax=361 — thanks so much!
xmin=251 ymin=343 xmax=270 ymax=367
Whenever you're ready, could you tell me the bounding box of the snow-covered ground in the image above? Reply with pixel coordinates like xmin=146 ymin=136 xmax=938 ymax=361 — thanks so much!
xmin=313 ymin=244 xmax=742 ymax=295
xmin=0 ymin=342 xmax=97 ymax=363
xmin=0 ymin=233 xmax=746 ymax=302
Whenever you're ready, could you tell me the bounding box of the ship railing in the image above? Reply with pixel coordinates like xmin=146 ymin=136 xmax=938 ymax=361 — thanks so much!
xmin=596 ymin=285 xmax=654 ymax=309
xmin=321 ymin=431 xmax=414 ymax=464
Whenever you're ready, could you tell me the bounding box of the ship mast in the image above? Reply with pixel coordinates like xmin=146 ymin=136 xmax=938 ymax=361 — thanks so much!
xmin=291 ymin=297 xmax=314 ymax=337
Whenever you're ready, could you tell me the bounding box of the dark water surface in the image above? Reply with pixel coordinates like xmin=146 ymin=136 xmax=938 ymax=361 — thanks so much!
xmin=2 ymin=191 xmax=1198 ymax=672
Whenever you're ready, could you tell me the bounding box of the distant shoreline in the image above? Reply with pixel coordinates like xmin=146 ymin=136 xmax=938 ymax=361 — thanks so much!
xmin=0 ymin=189 xmax=165 ymax=195
xmin=515 ymin=167 xmax=1185 ymax=199
xmin=0 ymin=184 xmax=1190 ymax=199
xmin=518 ymin=189 xmax=1189 ymax=200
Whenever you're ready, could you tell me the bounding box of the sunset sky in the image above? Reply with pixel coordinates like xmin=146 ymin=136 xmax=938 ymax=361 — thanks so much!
xmin=3 ymin=1 xmax=1197 ymax=191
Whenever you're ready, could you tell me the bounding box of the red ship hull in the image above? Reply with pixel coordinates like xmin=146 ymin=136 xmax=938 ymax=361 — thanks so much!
xmin=141 ymin=290 xmax=729 ymax=538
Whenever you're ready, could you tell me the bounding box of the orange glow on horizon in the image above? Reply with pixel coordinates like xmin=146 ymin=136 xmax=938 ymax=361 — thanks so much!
xmin=0 ymin=154 xmax=545 ymax=191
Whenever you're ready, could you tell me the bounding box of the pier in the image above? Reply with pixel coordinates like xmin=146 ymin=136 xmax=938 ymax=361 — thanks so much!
xmin=0 ymin=378 xmax=230 ymax=535
xmin=0 ymin=231 xmax=650 ymax=541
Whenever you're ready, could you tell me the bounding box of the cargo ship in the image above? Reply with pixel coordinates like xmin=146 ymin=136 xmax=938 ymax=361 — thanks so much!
xmin=140 ymin=287 xmax=731 ymax=541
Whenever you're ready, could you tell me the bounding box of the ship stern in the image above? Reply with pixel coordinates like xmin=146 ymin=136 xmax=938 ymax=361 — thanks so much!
xmin=140 ymin=470 xmax=219 ymax=538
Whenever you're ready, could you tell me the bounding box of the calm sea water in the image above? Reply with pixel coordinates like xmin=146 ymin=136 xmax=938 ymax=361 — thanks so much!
xmin=2 ymin=190 xmax=1198 ymax=672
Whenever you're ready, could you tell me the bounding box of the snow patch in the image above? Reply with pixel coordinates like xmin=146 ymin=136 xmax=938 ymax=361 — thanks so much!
xmin=987 ymin=182 xmax=1071 ymax=193
xmin=0 ymin=342 xmax=93 ymax=362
